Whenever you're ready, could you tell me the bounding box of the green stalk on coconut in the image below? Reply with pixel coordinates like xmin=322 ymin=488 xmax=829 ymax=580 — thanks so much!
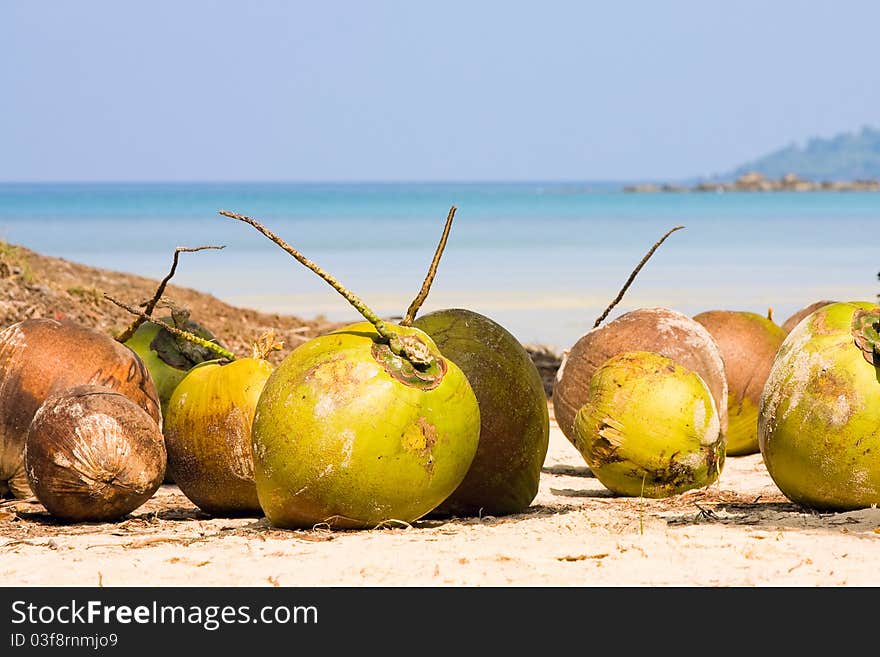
xmin=391 ymin=206 xmax=550 ymax=517
xmin=115 ymin=245 xmax=227 ymax=422
xmin=220 ymin=209 xmax=481 ymax=530
xmin=759 ymin=300 xmax=880 ymax=510
xmin=124 ymin=306 xmax=226 ymax=419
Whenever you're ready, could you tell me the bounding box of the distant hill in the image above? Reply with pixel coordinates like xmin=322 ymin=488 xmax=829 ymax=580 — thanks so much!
xmin=721 ymin=126 xmax=880 ymax=182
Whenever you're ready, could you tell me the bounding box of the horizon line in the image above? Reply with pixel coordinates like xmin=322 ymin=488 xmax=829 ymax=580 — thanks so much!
xmin=0 ymin=177 xmax=686 ymax=186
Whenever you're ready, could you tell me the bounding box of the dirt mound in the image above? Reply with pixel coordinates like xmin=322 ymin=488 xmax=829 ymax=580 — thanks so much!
xmin=0 ymin=242 xmax=343 ymax=364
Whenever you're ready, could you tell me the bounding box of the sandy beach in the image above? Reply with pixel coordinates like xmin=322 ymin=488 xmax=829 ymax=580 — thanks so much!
xmin=2 ymin=404 xmax=880 ymax=587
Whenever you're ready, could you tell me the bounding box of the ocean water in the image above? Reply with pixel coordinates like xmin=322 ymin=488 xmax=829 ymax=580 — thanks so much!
xmin=1 ymin=182 xmax=877 ymax=350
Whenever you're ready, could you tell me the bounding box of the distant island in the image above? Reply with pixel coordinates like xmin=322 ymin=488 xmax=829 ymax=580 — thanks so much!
xmin=625 ymin=125 xmax=880 ymax=192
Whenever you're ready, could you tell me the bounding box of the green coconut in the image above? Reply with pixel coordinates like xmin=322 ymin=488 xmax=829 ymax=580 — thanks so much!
xmin=252 ymin=321 xmax=480 ymax=529
xmin=124 ymin=315 xmax=224 ymax=419
xmin=758 ymin=301 xmax=880 ymax=510
xmin=220 ymin=207 xmax=482 ymax=529
xmin=572 ymin=350 xmax=725 ymax=498
xmin=553 ymin=307 xmax=728 ymax=447
xmin=694 ymin=310 xmax=787 ymax=456
xmin=412 ymin=308 xmax=549 ymax=517
xmin=163 ymin=356 xmax=274 ymax=516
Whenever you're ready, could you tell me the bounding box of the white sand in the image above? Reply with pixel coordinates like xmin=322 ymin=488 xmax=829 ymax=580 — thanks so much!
xmin=2 ymin=404 xmax=879 ymax=587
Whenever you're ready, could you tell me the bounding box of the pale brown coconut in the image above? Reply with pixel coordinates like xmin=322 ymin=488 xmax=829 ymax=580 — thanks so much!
xmin=693 ymin=310 xmax=787 ymax=456
xmin=781 ymin=300 xmax=837 ymax=334
xmin=0 ymin=318 xmax=161 ymax=498
xmin=24 ymin=385 xmax=166 ymax=522
xmin=552 ymin=307 xmax=728 ymax=443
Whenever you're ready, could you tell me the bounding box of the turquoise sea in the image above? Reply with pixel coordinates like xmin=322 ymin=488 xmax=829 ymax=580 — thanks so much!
xmin=1 ymin=182 xmax=877 ymax=350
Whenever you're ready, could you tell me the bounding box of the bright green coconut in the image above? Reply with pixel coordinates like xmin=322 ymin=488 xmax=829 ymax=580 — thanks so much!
xmin=758 ymin=301 xmax=880 ymax=510
xmin=219 ymin=208 xmax=480 ymax=530
xmin=572 ymin=350 xmax=725 ymax=498
xmin=252 ymin=321 xmax=480 ymax=529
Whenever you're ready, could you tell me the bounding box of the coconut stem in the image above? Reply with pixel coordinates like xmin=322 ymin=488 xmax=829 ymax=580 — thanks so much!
xmin=115 ymin=245 xmax=225 ymax=343
xmin=218 ymin=210 xmax=431 ymax=365
xmin=851 ymin=307 xmax=880 ymax=365
xmin=252 ymin=329 xmax=284 ymax=360
xmin=104 ymin=293 xmax=236 ymax=361
xmin=400 ymin=205 xmax=457 ymax=326
xmin=592 ymin=225 xmax=685 ymax=329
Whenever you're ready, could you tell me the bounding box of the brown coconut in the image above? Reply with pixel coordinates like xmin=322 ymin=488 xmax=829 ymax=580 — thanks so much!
xmin=0 ymin=318 xmax=161 ymax=498
xmin=693 ymin=310 xmax=787 ymax=456
xmin=781 ymin=300 xmax=837 ymax=334
xmin=24 ymin=385 xmax=166 ymax=522
xmin=552 ymin=307 xmax=728 ymax=443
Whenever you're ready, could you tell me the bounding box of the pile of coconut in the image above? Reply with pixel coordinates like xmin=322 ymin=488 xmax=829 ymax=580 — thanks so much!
xmin=2 ymin=210 xmax=879 ymax=527
xmin=0 ymin=207 xmax=552 ymax=528
xmin=552 ymin=297 xmax=880 ymax=510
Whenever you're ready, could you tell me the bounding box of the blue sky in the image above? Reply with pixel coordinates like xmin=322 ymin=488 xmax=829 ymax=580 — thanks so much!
xmin=2 ymin=2 xmax=879 ymax=182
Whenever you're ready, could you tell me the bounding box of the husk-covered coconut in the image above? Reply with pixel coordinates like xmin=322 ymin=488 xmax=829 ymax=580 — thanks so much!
xmin=413 ymin=308 xmax=549 ymax=517
xmin=24 ymin=385 xmax=166 ymax=522
xmin=759 ymin=301 xmax=880 ymax=510
xmin=0 ymin=318 xmax=161 ymax=498
xmin=694 ymin=310 xmax=787 ymax=456
xmin=552 ymin=307 xmax=728 ymax=445
xmin=781 ymin=300 xmax=837 ymax=334
xmin=252 ymin=322 xmax=480 ymax=529
xmin=163 ymin=357 xmax=274 ymax=516
xmin=572 ymin=350 xmax=724 ymax=497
